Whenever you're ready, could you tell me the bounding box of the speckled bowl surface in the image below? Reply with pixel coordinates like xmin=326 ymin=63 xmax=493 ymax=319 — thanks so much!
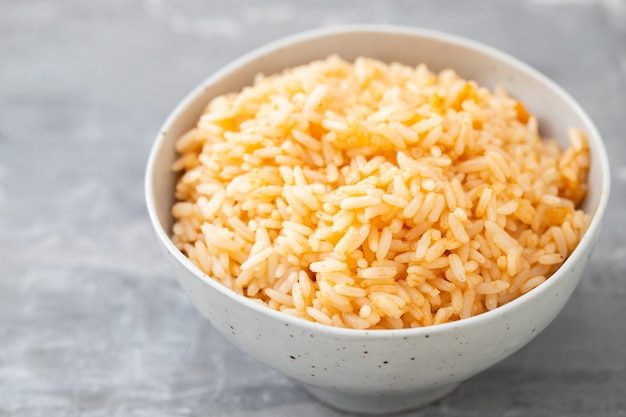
xmin=145 ymin=25 xmax=610 ymax=414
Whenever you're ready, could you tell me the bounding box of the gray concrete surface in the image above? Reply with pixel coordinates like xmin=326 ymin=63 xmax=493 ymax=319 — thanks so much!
xmin=1 ymin=0 xmax=625 ymax=416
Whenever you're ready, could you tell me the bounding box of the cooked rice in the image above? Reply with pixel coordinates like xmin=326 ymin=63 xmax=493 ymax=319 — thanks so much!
xmin=171 ymin=56 xmax=590 ymax=330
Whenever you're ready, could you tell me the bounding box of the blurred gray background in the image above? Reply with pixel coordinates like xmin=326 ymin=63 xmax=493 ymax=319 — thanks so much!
xmin=1 ymin=0 xmax=625 ymax=416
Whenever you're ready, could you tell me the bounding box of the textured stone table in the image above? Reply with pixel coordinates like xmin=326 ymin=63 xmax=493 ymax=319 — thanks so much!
xmin=1 ymin=0 xmax=625 ymax=416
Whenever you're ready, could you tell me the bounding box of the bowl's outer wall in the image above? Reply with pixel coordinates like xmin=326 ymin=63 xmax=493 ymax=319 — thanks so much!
xmin=147 ymin=27 xmax=608 ymax=395
xmin=162 ymin=231 xmax=596 ymax=394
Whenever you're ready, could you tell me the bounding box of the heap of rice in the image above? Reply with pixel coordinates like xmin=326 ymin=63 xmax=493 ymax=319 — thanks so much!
xmin=171 ymin=56 xmax=590 ymax=329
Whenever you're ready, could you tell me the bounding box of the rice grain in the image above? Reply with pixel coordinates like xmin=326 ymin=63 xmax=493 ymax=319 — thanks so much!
xmin=172 ymin=56 xmax=591 ymax=329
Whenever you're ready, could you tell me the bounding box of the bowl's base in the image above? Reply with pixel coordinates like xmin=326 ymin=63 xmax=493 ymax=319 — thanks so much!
xmin=300 ymin=381 xmax=460 ymax=414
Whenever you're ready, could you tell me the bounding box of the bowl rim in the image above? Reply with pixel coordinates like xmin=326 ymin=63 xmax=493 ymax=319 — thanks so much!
xmin=145 ymin=24 xmax=611 ymax=338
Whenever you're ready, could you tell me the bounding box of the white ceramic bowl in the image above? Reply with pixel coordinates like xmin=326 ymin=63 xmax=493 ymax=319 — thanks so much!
xmin=146 ymin=26 xmax=610 ymax=414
